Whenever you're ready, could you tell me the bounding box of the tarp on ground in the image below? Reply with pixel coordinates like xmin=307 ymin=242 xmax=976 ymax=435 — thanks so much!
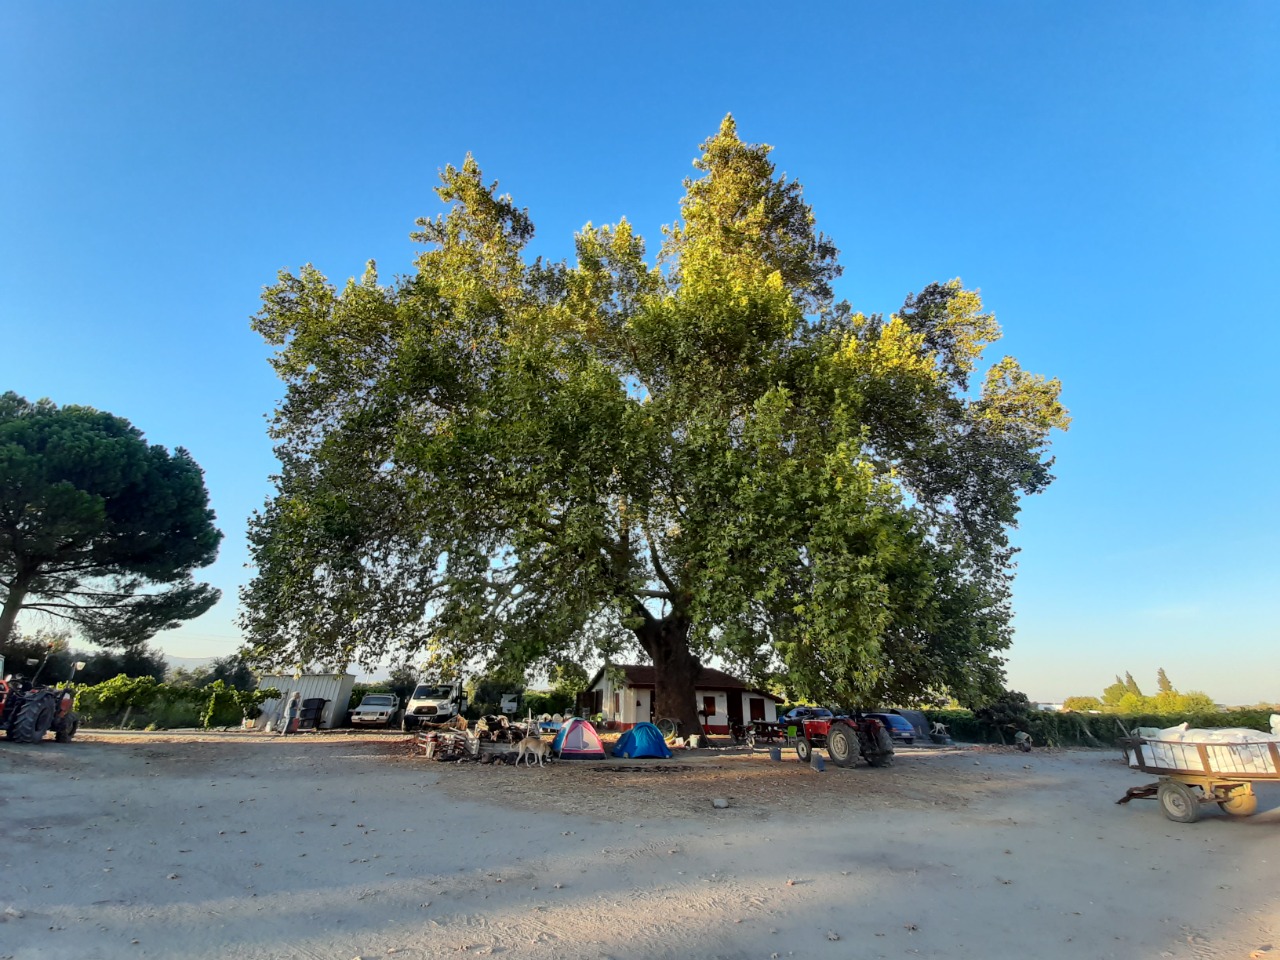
xmin=552 ymin=717 xmax=606 ymax=759
xmin=612 ymin=722 xmax=673 ymax=759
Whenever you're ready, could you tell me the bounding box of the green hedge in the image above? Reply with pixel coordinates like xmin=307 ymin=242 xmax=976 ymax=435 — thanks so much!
xmin=72 ymin=675 xmax=252 ymax=729
xmin=924 ymin=708 xmax=1275 ymax=747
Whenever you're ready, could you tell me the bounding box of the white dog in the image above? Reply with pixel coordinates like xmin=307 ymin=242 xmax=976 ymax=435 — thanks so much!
xmin=514 ymin=735 xmax=551 ymax=767
xmin=930 ymin=721 xmax=949 ymax=736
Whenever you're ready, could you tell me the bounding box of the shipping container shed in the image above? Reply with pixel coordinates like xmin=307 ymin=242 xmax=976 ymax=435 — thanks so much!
xmin=255 ymin=674 xmax=356 ymax=731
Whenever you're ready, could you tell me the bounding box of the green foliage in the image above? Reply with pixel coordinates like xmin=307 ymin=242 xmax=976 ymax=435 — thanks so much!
xmin=240 ymin=117 xmax=1068 ymax=724
xmin=1072 ymin=669 xmax=1216 ymax=717
xmin=928 ymin=707 xmax=1274 ymax=747
xmin=200 ymin=680 xmax=240 ymax=728
xmin=346 ymin=682 xmax=373 ymax=713
xmin=523 ymin=689 xmax=576 ymax=718
xmin=972 ymin=689 xmax=1032 ymax=743
xmin=466 ymin=671 xmax=525 ymax=717
xmin=0 ymin=626 xmax=168 ymax=686
xmin=927 ymin=708 xmax=1107 ymax=747
xmin=385 ymin=663 xmax=419 ymax=703
xmin=549 ymin=661 xmax=589 ymax=702
xmin=926 ymin=706 xmax=1274 ymax=752
xmin=71 ymin=673 xmax=259 ymax=729
xmin=0 ymin=392 xmax=222 ymax=648
xmin=202 ymin=654 xmax=257 ymax=690
xmin=166 ymin=654 xmax=257 ymax=691
xmin=74 ymin=673 xmax=162 ymax=726
xmin=147 ymin=681 xmax=206 ymax=728
xmin=1061 ymin=695 xmax=1102 ymax=712
xmin=74 ymin=645 xmax=168 ymax=685
xmin=232 ymin=686 xmax=271 ymax=720
xmin=0 ymin=628 xmax=75 ymax=683
xmin=1101 ymin=676 xmax=1127 ymax=706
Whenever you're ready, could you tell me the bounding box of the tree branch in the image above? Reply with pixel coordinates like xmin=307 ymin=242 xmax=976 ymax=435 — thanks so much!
xmin=644 ymin=527 xmax=677 ymax=596
xmin=636 ymin=588 xmax=673 ymax=599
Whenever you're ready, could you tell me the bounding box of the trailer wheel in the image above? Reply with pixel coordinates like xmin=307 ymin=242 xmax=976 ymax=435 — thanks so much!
xmin=826 ymin=723 xmax=856 ymax=768
xmin=1157 ymin=780 xmax=1201 ymax=823
xmin=1218 ymin=789 xmax=1257 ymax=817
xmin=795 ymin=737 xmax=813 ymax=763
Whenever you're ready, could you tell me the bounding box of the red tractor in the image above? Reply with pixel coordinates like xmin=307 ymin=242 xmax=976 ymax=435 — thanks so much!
xmin=0 ymin=652 xmax=80 ymax=744
xmin=794 ymin=714 xmax=895 ymax=768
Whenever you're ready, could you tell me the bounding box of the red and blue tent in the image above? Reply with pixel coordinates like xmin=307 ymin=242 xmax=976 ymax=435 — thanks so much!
xmin=551 ymin=717 xmax=606 ymax=760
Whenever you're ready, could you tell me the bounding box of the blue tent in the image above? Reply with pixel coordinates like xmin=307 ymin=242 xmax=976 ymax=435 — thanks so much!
xmin=612 ymin=722 xmax=673 ymax=759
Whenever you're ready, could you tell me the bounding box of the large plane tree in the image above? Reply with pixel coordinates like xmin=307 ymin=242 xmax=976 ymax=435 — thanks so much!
xmin=241 ymin=118 xmax=1068 ymax=734
xmin=0 ymin=393 xmax=222 ymax=647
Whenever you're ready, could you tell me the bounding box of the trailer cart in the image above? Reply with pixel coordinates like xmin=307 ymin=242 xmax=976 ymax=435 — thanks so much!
xmin=1117 ymin=735 xmax=1279 ymax=822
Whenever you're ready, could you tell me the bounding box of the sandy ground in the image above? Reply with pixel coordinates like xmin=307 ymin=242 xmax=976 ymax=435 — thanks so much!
xmin=1 ymin=731 xmax=1277 ymax=960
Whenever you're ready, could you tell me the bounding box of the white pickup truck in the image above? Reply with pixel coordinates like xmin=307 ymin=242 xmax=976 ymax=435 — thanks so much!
xmin=350 ymin=693 xmax=401 ymax=727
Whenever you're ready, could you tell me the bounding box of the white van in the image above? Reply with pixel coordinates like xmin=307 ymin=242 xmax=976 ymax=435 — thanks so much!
xmin=402 ymin=681 xmax=467 ymax=731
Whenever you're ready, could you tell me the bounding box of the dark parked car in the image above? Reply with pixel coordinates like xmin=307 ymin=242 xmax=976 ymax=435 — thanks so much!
xmin=779 ymin=706 xmax=834 ymax=728
xmin=864 ymin=712 xmax=915 ymax=745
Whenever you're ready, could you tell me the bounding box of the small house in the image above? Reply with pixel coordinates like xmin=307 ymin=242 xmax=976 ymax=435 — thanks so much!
xmin=579 ymin=664 xmax=783 ymax=734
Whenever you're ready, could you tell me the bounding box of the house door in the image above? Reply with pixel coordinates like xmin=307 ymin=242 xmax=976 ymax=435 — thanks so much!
xmin=748 ymin=697 xmax=765 ymax=721
xmin=726 ymin=694 xmax=744 ymax=727
xmin=631 ymin=689 xmax=650 ymax=727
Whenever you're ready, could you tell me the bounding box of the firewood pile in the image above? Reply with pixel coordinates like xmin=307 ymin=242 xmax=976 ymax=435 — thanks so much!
xmin=415 ymin=721 xmax=535 ymax=762
xmin=471 ymin=715 xmax=529 ymax=743
xmin=415 ymin=728 xmax=479 ymax=761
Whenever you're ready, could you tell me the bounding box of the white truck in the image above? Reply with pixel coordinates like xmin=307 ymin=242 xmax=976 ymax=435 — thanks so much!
xmin=401 ymin=681 xmax=467 ymax=731
xmin=350 ymin=692 xmax=401 ymax=727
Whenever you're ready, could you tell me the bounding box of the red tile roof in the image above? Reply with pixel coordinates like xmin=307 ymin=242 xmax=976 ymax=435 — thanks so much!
xmin=587 ymin=664 xmax=783 ymax=700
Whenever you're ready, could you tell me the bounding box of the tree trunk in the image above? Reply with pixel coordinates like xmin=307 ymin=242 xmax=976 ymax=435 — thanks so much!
xmin=635 ymin=614 xmax=704 ymax=740
xmin=0 ymin=572 xmax=31 ymax=646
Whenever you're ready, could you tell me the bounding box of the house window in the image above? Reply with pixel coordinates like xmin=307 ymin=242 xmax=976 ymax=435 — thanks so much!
xmin=702 ymin=696 xmax=716 ymax=718
xmin=749 ymin=697 xmax=765 ymax=721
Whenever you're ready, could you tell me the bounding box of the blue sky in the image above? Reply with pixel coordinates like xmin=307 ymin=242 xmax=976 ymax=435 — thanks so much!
xmin=3 ymin=3 xmax=1277 ymax=704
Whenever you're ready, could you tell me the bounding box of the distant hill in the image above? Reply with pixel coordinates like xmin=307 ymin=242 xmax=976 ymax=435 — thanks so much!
xmin=163 ymin=654 xmax=217 ymax=674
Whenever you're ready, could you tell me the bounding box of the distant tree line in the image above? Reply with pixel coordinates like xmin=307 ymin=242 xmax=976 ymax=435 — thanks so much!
xmin=1061 ymin=669 xmax=1215 ymax=716
xmin=922 ymin=670 xmax=1273 ymax=748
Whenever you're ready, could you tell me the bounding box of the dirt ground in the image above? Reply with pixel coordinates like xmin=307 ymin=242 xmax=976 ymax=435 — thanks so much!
xmin=1 ymin=730 xmax=1277 ymax=960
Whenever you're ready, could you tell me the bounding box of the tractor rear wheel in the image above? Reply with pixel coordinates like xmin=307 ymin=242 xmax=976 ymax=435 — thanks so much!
xmin=865 ymin=749 xmax=895 ymax=767
xmin=826 ymin=722 xmax=857 ymax=768
xmin=55 ymin=715 xmax=80 ymax=743
xmin=10 ymin=696 xmax=55 ymax=744
xmin=864 ymin=727 xmax=896 ymax=767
